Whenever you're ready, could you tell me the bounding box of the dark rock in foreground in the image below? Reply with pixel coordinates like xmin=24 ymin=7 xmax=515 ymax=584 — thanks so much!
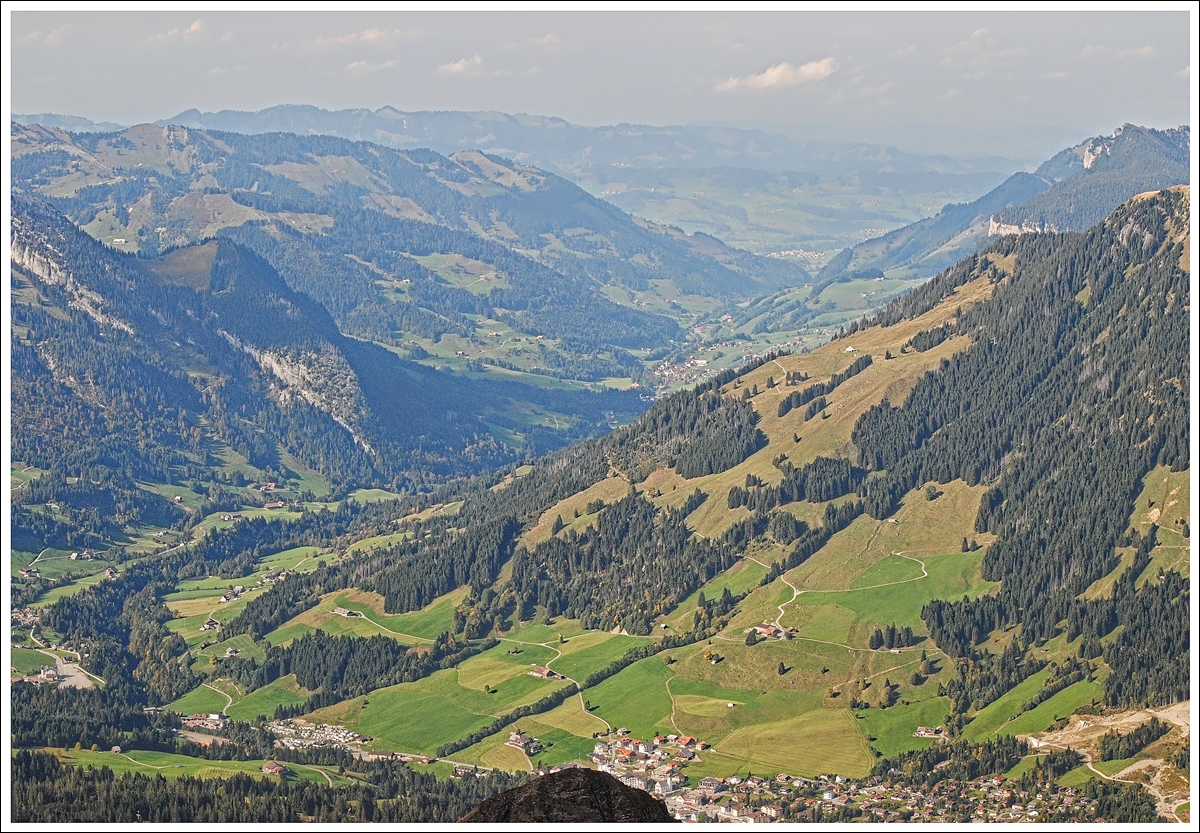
xmin=460 ymin=768 xmax=676 ymax=823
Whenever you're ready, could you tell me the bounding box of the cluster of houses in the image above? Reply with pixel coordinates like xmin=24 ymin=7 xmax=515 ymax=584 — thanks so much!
xmin=655 ymin=769 xmax=1115 ymax=823
xmin=261 ymin=568 xmax=292 ymax=585
xmin=332 ymin=607 xmax=364 ymax=618
xmin=855 ymin=773 xmax=1101 ymax=822
xmin=267 ymin=719 xmax=367 ymax=751
xmin=647 ymin=334 xmax=822 ymax=396
xmin=590 ymin=731 xmax=711 ymax=796
xmin=913 ymin=725 xmax=945 ymax=738
xmin=182 ymin=713 xmax=229 ymax=731
xmin=12 ymin=608 xmax=39 ymax=628
xmin=68 ymin=549 xmax=99 ymax=561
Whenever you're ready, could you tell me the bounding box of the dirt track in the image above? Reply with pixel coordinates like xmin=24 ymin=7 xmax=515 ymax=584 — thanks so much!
xmin=1027 ymin=701 xmax=1190 ymax=822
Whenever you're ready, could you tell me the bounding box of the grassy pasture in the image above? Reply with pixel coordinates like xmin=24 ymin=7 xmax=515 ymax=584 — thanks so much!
xmin=1130 ymin=466 xmax=1190 ymax=582
xmin=662 ymin=557 xmax=769 ymax=632
xmin=961 ymin=669 xmax=1051 ymax=741
xmin=346 ymin=531 xmax=414 ymax=554
xmin=1056 ymin=764 xmax=1098 ymax=787
xmin=346 ymin=488 xmax=404 ymax=504
xmin=261 ymin=588 xmax=461 ymax=647
xmin=168 ymin=684 xmax=233 ymax=716
xmin=226 ymin=675 xmax=311 ymax=721
xmin=11 ymin=647 xmax=50 ymax=676
xmin=716 ymin=706 xmax=875 ymax=778
xmin=585 ymin=657 xmax=675 ymax=740
xmin=535 ymin=694 xmax=612 ymax=738
xmin=330 ymin=587 xmax=464 ymax=640
xmin=1090 ymin=757 xmax=1140 ymax=777
xmin=1001 ymin=680 xmax=1104 ymax=739
xmin=543 ymin=632 xmax=656 ymax=682
xmin=521 ymin=476 xmax=631 ymax=548
xmin=305 ymin=644 xmax=573 ymax=754
xmin=785 ymin=550 xmax=992 ymax=639
xmin=480 ymin=740 xmax=532 ymax=772
xmin=857 ymin=696 xmax=953 ymax=758
xmin=28 ymin=571 xmax=111 ymax=607
xmin=40 ymin=747 xmax=343 ymax=785
xmin=311 ymin=680 xmax=493 ymax=756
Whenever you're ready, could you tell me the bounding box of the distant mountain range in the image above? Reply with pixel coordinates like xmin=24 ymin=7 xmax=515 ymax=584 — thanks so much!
xmin=814 ymin=124 xmax=1189 ymax=287
xmin=13 ymin=108 xmax=1026 ymax=258
xmin=15 ymin=105 xmax=1015 ymax=179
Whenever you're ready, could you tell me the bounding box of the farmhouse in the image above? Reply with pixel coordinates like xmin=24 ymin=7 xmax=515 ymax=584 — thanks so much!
xmin=262 ymin=761 xmax=289 ymax=776
xmin=752 ymin=622 xmax=784 ymax=639
xmin=528 ymin=666 xmax=560 ymax=679
xmin=506 ymin=731 xmax=543 ymax=756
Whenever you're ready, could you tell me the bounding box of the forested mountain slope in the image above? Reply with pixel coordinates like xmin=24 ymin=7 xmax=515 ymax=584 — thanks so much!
xmin=10 ymin=195 xmax=639 ymax=550
xmin=816 ymin=124 xmax=1189 ymax=284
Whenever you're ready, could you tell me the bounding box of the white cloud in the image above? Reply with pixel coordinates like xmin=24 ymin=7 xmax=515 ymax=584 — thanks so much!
xmin=858 ymin=81 xmax=894 ymax=98
xmin=1080 ymin=43 xmax=1156 ymax=61
xmin=942 ymin=28 xmax=1026 ymax=71
xmin=503 ymin=33 xmax=559 ymax=50
xmin=1177 ymin=65 xmax=1190 ymax=78
xmin=156 ymin=18 xmax=204 ymax=43
xmin=1118 ymin=45 xmax=1156 ymax=59
xmin=715 ymin=57 xmax=837 ymax=92
xmin=345 ymin=60 xmax=398 ymax=75
xmin=1042 ymin=70 xmax=1071 ymax=80
xmin=22 ymin=24 xmax=71 ymax=45
xmin=438 ymin=55 xmax=483 ymax=75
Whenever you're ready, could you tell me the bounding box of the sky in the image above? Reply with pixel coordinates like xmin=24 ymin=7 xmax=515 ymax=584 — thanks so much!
xmin=8 ymin=7 xmax=1195 ymax=160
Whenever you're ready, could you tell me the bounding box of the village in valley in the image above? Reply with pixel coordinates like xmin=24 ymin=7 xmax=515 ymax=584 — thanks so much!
xmin=153 ymin=710 xmax=1150 ymax=823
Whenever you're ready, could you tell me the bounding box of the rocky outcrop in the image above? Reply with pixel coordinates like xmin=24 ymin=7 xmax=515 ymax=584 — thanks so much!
xmin=460 ymin=768 xmax=676 ymax=823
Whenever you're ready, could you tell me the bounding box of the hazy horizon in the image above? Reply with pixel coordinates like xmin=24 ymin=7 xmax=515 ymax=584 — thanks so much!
xmin=10 ymin=9 xmax=1192 ymax=161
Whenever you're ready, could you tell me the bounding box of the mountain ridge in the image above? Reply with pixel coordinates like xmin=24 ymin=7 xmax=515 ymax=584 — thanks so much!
xmin=814 ymin=123 xmax=1189 ymax=285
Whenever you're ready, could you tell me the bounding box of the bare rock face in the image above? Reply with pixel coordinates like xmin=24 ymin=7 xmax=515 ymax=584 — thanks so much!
xmin=460 ymin=768 xmax=675 ymax=823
